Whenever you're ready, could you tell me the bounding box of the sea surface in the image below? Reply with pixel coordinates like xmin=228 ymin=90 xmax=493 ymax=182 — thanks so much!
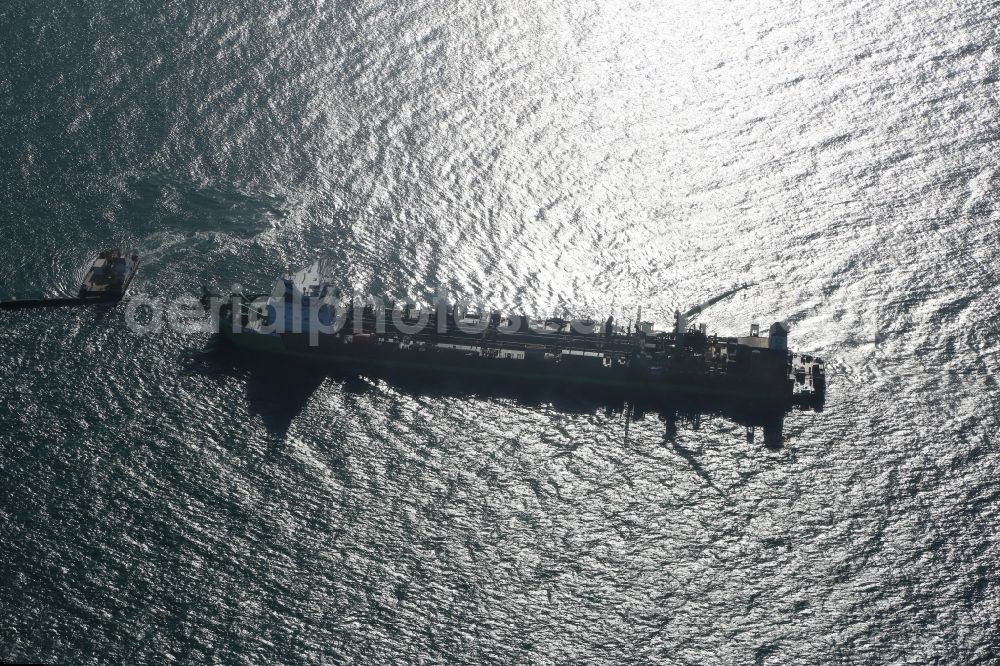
xmin=2 ymin=0 xmax=998 ymax=662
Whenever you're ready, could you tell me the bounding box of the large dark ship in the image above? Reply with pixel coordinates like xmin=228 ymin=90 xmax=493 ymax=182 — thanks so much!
xmin=203 ymin=263 xmax=826 ymax=407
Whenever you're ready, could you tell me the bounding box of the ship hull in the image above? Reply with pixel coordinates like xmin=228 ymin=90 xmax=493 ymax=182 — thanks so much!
xmin=218 ymin=326 xmax=803 ymax=405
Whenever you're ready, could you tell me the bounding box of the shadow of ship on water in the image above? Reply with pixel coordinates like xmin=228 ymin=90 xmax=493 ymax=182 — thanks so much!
xmin=185 ymin=339 xmax=824 ymax=450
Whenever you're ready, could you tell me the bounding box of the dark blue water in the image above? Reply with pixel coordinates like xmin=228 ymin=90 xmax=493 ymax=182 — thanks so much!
xmin=2 ymin=0 xmax=998 ymax=662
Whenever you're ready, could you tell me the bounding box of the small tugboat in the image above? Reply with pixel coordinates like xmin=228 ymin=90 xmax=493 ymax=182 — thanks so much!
xmin=0 ymin=248 xmax=140 ymax=311
xmin=78 ymin=249 xmax=139 ymax=301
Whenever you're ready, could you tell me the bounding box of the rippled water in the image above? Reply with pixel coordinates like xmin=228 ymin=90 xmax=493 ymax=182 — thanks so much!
xmin=2 ymin=0 xmax=998 ymax=662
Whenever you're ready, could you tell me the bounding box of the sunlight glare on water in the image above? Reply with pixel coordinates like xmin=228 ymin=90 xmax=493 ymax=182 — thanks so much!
xmin=1 ymin=0 xmax=998 ymax=662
